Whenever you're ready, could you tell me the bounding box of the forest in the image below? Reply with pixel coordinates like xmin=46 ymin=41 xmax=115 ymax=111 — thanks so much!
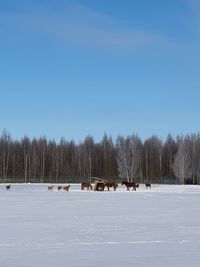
xmin=0 ymin=129 xmax=200 ymax=184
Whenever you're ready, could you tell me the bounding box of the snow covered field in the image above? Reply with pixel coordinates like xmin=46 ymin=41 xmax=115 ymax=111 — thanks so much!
xmin=0 ymin=184 xmax=200 ymax=267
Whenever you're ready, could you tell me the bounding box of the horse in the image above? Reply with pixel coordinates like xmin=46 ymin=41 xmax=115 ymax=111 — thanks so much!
xmin=62 ymin=185 xmax=70 ymax=191
xmin=121 ymin=181 xmax=137 ymax=191
xmin=57 ymin=186 xmax=62 ymax=191
xmin=145 ymin=182 xmax=151 ymax=189
xmin=104 ymin=182 xmax=118 ymax=191
xmin=95 ymin=182 xmax=105 ymax=191
xmin=81 ymin=182 xmax=93 ymax=191
xmin=6 ymin=184 xmax=11 ymax=190
xmin=135 ymin=183 xmax=139 ymax=188
xmin=48 ymin=185 xmax=54 ymax=191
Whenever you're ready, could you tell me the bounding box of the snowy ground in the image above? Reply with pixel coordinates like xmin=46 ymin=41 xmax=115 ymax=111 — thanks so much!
xmin=0 ymin=183 xmax=200 ymax=267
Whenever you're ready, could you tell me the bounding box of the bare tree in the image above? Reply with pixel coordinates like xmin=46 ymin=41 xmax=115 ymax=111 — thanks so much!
xmin=162 ymin=134 xmax=177 ymax=178
xmin=173 ymin=135 xmax=192 ymax=184
xmin=143 ymin=135 xmax=162 ymax=181
xmin=40 ymin=137 xmax=47 ymax=182
xmin=82 ymin=136 xmax=94 ymax=182
xmin=116 ymin=135 xmax=142 ymax=182
xmin=0 ymin=130 xmax=11 ymax=182
xmin=116 ymin=136 xmax=130 ymax=181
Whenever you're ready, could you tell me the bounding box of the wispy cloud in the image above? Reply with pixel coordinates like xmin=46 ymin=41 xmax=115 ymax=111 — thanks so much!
xmin=0 ymin=4 xmax=165 ymax=53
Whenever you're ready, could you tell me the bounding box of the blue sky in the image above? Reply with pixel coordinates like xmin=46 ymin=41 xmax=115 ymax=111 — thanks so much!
xmin=0 ymin=0 xmax=199 ymax=142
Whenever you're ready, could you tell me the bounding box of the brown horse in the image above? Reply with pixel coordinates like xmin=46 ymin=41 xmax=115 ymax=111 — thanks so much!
xmin=63 ymin=185 xmax=70 ymax=191
xmin=145 ymin=182 xmax=151 ymax=189
xmin=104 ymin=182 xmax=118 ymax=191
xmin=48 ymin=186 xmax=54 ymax=191
xmin=6 ymin=184 xmax=11 ymax=190
xmin=81 ymin=182 xmax=93 ymax=191
xmin=121 ymin=181 xmax=137 ymax=191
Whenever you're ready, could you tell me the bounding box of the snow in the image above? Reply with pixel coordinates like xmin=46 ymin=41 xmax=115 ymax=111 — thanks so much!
xmin=0 ymin=183 xmax=200 ymax=267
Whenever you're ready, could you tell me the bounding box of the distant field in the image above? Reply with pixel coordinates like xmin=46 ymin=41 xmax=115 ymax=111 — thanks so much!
xmin=0 ymin=184 xmax=200 ymax=267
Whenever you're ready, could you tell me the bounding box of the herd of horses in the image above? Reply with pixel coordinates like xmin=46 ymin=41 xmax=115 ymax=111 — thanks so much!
xmin=53 ymin=181 xmax=151 ymax=192
xmin=3 ymin=182 xmax=151 ymax=192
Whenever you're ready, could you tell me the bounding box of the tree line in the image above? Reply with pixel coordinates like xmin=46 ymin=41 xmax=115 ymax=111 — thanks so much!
xmin=0 ymin=129 xmax=200 ymax=184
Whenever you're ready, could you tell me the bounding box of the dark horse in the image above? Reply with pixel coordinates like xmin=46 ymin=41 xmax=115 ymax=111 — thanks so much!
xmin=6 ymin=184 xmax=11 ymax=190
xmin=145 ymin=182 xmax=151 ymax=189
xmin=81 ymin=182 xmax=93 ymax=191
xmin=95 ymin=182 xmax=105 ymax=191
xmin=104 ymin=182 xmax=118 ymax=191
xmin=121 ymin=181 xmax=137 ymax=191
